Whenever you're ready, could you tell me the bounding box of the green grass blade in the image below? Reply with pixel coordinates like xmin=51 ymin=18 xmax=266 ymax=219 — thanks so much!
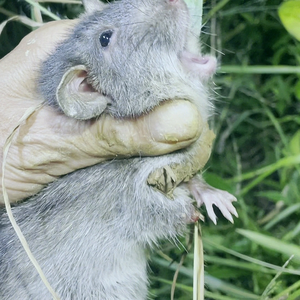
xmin=220 ymin=65 xmax=300 ymax=74
xmin=237 ymin=229 xmax=300 ymax=263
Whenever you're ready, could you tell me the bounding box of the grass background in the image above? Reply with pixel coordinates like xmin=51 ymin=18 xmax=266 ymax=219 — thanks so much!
xmin=1 ymin=0 xmax=300 ymax=299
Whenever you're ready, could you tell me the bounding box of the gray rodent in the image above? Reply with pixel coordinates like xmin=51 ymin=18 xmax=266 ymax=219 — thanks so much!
xmin=0 ymin=0 xmax=238 ymax=299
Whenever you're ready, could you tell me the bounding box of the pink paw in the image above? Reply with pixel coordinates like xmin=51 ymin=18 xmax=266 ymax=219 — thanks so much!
xmin=188 ymin=176 xmax=238 ymax=224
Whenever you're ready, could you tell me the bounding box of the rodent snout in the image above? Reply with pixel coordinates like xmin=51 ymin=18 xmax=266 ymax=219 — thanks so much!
xmin=166 ymin=0 xmax=185 ymax=8
xmin=179 ymin=51 xmax=217 ymax=79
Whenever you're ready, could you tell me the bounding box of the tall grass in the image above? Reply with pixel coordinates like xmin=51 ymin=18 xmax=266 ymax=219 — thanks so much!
xmin=1 ymin=0 xmax=299 ymax=299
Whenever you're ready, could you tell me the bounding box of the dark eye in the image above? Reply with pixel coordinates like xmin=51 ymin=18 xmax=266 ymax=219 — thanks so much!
xmin=99 ymin=30 xmax=113 ymax=47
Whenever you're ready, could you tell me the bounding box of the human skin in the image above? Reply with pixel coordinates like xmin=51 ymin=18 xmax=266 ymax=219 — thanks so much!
xmin=0 ymin=20 xmax=202 ymax=204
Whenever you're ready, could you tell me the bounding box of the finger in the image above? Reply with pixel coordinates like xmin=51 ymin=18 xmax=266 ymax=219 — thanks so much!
xmin=145 ymin=100 xmax=203 ymax=146
xmin=87 ymin=100 xmax=203 ymax=158
xmin=0 ymin=20 xmax=78 ymax=101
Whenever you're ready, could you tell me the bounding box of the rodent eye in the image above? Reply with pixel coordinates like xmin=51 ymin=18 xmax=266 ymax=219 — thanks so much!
xmin=99 ymin=30 xmax=113 ymax=47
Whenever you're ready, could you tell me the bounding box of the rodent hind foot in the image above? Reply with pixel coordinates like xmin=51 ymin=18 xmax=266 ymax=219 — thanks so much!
xmin=188 ymin=176 xmax=238 ymax=225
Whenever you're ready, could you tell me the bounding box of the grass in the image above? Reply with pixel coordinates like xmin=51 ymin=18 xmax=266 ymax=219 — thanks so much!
xmin=1 ymin=0 xmax=300 ymax=299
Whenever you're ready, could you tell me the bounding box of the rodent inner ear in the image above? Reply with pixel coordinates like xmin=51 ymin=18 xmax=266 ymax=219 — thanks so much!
xmin=56 ymin=65 xmax=109 ymax=120
xmin=78 ymin=76 xmax=97 ymax=93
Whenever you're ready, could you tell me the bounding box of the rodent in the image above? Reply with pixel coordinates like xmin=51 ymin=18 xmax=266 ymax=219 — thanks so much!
xmin=0 ymin=0 xmax=238 ymax=299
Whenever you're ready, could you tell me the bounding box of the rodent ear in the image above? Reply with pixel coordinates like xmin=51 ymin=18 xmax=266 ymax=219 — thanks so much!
xmin=56 ymin=65 xmax=109 ymax=120
xmin=82 ymin=0 xmax=105 ymax=13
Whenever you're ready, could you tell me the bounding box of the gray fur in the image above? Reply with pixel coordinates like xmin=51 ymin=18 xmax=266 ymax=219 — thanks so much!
xmin=38 ymin=0 xmax=211 ymax=119
xmin=0 ymin=156 xmax=194 ymax=299
xmin=0 ymin=0 xmax=234 ymax=299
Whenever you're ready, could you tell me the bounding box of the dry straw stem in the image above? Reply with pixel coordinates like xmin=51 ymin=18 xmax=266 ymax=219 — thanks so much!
xmin=2 ymin=104 xmax=60 ymax=300
xmin=24 ymin=0 xmax=61 ymax=21
xmin=193 ymin=223 xmax=204 ymax=300
xmin=0 ymin=11 xmax=42 ymax=35
xmin=171 ymin=226 xmax=195 ymax=300
xmin=171 ymin=251 xmax=187 ymax=300
xmin=184 ymin=0 xmax=205 ymax=299
xmin=32 ymin=4 xmax=43 ymax=24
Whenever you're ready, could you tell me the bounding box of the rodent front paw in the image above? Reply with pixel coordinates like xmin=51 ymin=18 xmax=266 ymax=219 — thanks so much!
xmin=147 ymin=165 xmax=177 ymax=196
xmin=146 ymin=123 xmax=216 ymax=197
xmin=147 ymin=162 xmax=196 ymax=197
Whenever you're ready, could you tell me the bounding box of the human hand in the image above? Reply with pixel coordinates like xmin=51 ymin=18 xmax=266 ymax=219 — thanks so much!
xmin=0 ymin=20 xmax=202 ymax=204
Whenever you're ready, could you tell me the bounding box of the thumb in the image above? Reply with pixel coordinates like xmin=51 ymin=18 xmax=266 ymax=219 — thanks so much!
xmin=84 ymin=100 xmax=203 ymax=158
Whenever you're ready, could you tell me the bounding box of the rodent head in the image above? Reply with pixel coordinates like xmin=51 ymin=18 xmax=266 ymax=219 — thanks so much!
xmin=40 ymin=0 xmax=217 ymax=120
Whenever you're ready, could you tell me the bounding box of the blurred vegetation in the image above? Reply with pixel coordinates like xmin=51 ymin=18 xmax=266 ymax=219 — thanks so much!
xmin=1 ymin=0 xmax=300 ymax=299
